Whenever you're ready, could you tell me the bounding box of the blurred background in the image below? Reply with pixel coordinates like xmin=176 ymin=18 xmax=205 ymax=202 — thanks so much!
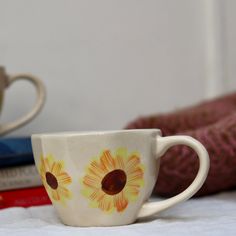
xmin=0 ymin=0 xmax=235 ymax=135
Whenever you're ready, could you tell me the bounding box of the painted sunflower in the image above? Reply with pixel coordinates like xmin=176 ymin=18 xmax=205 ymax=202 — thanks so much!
xmin=81 ymin=148 xmax=144 ymax=213
xmin=39 ymin=154 xmax=72 ymax=204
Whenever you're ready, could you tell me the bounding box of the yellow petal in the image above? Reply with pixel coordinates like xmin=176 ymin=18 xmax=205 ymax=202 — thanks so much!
xmin=115 ymin=148 xmax=128 ymax=160
xmin=51 ymin=189 xmax=60 ymax=201
xmin=44 ymin=157 xmax=52 ymax=172
xmin=58 ymin=186 xmax=71 ymax=199
xmin=40 ymin=173 xmax=46 ymax=183
xmin=39 ymin=156 xmax=48 ymax=174
xmin=51 ymin=161 xmax=63 ymax=175
xmin=124 ymin=185 xmax=140 ymax=202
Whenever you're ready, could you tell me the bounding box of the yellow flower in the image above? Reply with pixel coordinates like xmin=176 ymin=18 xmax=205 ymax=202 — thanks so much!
xmin=81 ymin=148 xmax=144 ymax=213
xmin=39 ymin=155 xmax=72 ymax=204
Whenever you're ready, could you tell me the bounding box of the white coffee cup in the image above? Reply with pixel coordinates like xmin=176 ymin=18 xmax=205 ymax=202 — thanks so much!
xmin=31 ymin=129 xmax=209 ymax=227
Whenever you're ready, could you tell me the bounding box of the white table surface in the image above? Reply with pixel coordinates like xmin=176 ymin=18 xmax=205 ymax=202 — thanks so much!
xmin=0 ymin=191 xmax=235 ymax=236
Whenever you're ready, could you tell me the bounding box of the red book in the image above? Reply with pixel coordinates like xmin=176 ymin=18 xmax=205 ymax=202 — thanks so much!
xmin=0 ymin=186 xmax=52 ymax=209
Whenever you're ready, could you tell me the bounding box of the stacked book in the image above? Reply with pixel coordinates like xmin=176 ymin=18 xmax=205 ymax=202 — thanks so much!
xmin=0 ymin=137 xmax=51 ymax=209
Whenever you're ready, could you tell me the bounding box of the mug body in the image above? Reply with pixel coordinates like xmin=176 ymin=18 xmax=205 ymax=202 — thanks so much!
xmin=31 ymin=129 xmax=161 ymax=226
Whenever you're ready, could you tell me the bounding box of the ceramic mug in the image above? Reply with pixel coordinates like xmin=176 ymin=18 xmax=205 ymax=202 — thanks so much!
xmin=31 ymin=129 xmax=209 ymax=227
xmin=0 ymin=66 xmax=46 ymax=135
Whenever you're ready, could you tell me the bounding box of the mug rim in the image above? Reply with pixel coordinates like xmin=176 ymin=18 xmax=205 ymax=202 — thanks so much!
xmin=31 ymin=129 xmax=161 ymax=138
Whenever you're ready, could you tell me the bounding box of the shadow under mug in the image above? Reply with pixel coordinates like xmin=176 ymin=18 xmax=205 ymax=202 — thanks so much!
xmin=0 ymin=67 xmax=46 ymax=135
xmin=32 ymin=129 xmax=210 ymax=227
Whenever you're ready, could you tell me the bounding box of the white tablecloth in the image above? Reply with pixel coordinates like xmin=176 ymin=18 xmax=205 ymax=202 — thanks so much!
xmin=0 ymin=191 xmax=235 ymax=236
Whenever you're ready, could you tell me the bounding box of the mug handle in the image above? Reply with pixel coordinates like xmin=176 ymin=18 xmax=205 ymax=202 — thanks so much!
xmin=0 ymin=73 xmax=46 ymax=135
xmin=138 ymin=135 xmax=210 ymax=219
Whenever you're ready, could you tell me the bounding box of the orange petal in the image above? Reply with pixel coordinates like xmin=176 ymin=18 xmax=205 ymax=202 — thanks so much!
xmin=115 ymin=155 xmax=125 ymax=170
xmin=57 ymin=172 xmax=72 ymax=185
xmin=97 ymin=192 xmax=106 ymax=202
xmin=114 ymin=191 xmax=128 ymax=212
xmin=127 ymin=176 xmax=143 ymax=183
xmin=100 ymin=150 xmax=115 ymax=171
xmin=125 ymin=155 xmax=141 ymax=174
xmin=89 ymin=189 xmax=103 ymax=201
xmin=88 ymin=161 xmax=105 ymax=179
xmin=90 ymin=161 xmax=107 ymax=176
xmin=51 ymin=162 xmax=63 ymax=175
xmin=125 ymin=185 xmax=139 ymax=196
xmin=127 ymin=167 xmax=143 ymax=182
xmin=87 ymin=169 xmax=102 ymax=184
xmin=83 ymin=175 xmax=100 ymax=189
xmin=98 ymin=195 xmax=113 ymax=212
xmin=126 ymin=182 xmax=141 ymax=188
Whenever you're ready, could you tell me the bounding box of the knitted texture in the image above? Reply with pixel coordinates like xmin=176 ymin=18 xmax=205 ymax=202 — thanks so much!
xmin=125 ymin=92 xmax=236 ymax=196
xmin=125 ymin=92 xmax=236 ymax=136
xmin=155 ymin=113 xmax=236 ymax=197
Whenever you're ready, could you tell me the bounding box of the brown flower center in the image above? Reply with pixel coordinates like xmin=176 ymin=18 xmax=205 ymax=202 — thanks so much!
xmin=46 ymin=172 xmax=58 ymax=189
xmin=101 ymin=169 xmax=127 ymax=195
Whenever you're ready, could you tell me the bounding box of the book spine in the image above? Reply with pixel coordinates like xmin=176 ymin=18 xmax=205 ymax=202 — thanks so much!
xmin=0 ymin=186 xmax=51 ymax=209
xmin=0 ymin=153 xmax=34 ymax=169
xmin=0 ymin=165 xmax=42 ymax=191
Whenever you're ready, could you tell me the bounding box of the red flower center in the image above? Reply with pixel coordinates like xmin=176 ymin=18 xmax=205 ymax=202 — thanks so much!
xmin=101 ymin=169 xmax=127 ymax=195
xmin=46 ymin=172 xmax=58 ymax=189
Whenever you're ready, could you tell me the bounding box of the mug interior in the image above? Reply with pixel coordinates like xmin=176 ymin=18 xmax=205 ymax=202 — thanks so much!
xmin=32 ymin=129 xmax=161 ymax=138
